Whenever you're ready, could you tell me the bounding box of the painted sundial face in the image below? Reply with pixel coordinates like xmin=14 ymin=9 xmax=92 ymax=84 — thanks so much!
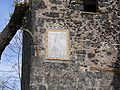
xmin=46 ymin=30 xmax=69 ymax=60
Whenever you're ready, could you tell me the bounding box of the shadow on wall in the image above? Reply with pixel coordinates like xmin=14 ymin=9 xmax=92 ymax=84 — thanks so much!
xmin=111 ymin=43 xmax=120 ymax=90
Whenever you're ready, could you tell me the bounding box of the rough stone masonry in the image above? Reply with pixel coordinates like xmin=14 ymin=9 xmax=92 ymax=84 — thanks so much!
xmin=22 ymin=0 xmax=120 ymax=90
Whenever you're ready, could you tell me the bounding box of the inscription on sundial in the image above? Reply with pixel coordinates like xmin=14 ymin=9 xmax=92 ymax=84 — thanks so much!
xmin=46 ymin=30 xmax=69 ymax=60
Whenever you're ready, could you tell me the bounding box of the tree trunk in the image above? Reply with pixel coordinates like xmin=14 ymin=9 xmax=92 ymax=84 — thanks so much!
xmin=0 ymin=2 xmax=29 ymax=59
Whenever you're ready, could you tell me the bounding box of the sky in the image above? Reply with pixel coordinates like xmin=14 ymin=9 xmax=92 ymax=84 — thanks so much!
xmin=0 ymin=0 xmax=15 ymax=63
xmin=0 ymin=0 xmax=21 ymax=90
xmin=0 ymin=0 xmax=14 ymax=32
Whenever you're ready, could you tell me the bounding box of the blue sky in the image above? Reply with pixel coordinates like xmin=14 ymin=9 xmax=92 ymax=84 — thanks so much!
xmin=0 ymin=0 xmax=14 ymax=32
xmin=0 ymin=0 xmax=21 ymax=89
xmin=0 ymin=0 xmax=15 ymax=62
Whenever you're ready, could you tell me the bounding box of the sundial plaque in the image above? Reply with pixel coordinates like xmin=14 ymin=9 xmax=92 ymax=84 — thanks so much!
xmin=46 ymin=30 xmax=69 ymax=60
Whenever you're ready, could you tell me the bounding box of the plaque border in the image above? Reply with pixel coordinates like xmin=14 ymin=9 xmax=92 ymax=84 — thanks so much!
xmin=45 ymin=30 xmax=69 ymax=60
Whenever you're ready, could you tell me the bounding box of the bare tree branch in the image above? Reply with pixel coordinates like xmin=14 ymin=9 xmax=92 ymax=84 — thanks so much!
xmin=0 ymin=2 xmax=29 ymax=59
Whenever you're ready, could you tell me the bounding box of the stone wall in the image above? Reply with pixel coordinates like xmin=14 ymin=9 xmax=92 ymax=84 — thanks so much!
xmin=22 ymin=0 xmax=120 ymax=90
